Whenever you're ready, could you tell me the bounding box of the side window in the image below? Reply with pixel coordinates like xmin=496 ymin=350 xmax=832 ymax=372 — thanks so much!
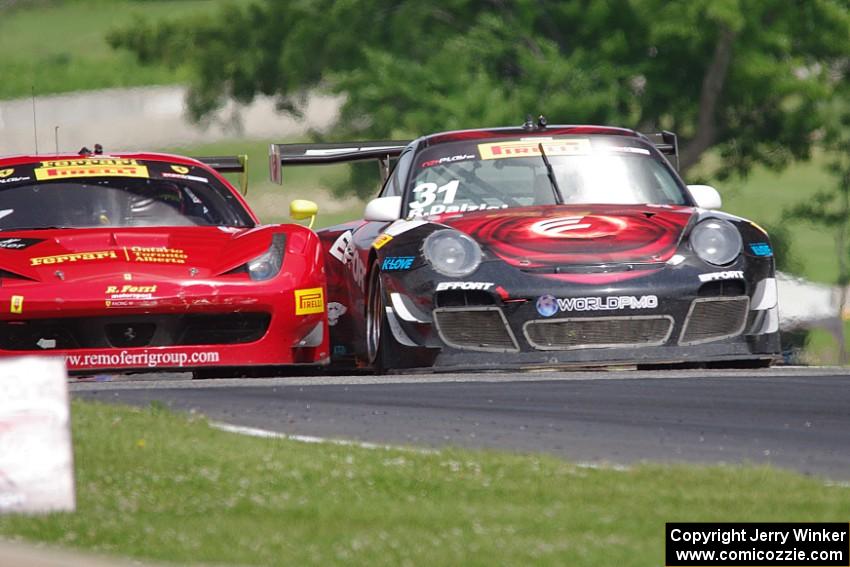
xmin=380 ymin=148 xmax=414 ymax=198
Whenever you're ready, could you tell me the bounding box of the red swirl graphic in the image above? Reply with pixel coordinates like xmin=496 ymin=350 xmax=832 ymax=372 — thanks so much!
xmin=441 ymin=204 xmax=692 ymax=267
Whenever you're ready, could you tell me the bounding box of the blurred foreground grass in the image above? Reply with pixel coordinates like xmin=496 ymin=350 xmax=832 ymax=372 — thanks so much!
xmin=0 ymin=400 xmax=846 ymax=567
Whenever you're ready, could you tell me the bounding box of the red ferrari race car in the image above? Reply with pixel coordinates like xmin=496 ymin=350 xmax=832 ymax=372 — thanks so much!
xmin=0 ymin=149 xmax=328 ymax=377
xmin=269 ymin=118 xmax=780 ymax=373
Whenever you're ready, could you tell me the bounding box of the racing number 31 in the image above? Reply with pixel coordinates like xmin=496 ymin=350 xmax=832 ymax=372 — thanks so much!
xmin=410 ymin=180 xmax=459 ymax=210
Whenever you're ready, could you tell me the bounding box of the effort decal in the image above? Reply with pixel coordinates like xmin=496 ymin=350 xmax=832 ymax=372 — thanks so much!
xmin=698 ymin=270 xmax=744 ymax=282
xmin=435 ymin=281 xmax=494 ymax=291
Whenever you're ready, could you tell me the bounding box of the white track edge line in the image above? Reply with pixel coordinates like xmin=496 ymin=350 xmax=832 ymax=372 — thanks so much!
xmin=209 ymin=421 xmax=438 ymax=453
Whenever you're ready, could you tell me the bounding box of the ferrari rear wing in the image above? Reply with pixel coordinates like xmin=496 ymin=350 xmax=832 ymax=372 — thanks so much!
xmin=269 ymin=141 xmax=411 ymax=184
xmin=645 ymin=131 xmax=679 ymax=170
xmin=196 ymin=155 xmax=249 ymax=195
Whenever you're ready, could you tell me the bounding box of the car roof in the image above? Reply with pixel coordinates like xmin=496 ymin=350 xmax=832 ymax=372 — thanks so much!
xmin=0 ymin=152 xmax=209 ymax=168
xmin=418 ymin=124 xmax=642 ymax=148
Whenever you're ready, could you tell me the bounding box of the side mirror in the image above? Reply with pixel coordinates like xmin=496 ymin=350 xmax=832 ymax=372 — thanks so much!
xmin=364 ymin=196 xmax=402 ymax=222
xmin=290 ymin=199 xmax=319 ymax=227
xmin=687 ymin=184 xmax=722 ymax=210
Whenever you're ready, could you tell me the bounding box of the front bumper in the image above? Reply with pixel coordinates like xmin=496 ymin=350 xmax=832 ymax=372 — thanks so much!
xmin=0 ymin=278 xmax=329 ymax=373
xmin=382 ymin=257 xmax=780 ymax=369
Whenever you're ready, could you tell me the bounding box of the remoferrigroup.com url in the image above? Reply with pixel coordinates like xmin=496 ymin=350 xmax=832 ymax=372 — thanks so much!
xmin=666 ymin=523 xmax=849 ymax=567
xmin=66 ymin=350 xmax=220 ymax=369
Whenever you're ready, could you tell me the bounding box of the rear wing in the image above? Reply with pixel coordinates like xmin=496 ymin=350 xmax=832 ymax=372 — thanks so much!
xmin=269 ymin=141 xmax=411 ymax=184
xmin=195 ymin=155 xmax=249 ymax=195
xmin=645 ymin=131 xmax=679 ymax=170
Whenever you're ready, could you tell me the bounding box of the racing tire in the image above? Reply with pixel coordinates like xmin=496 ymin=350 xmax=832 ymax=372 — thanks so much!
xmin=365 ymin=261 xmax=436 ymax=373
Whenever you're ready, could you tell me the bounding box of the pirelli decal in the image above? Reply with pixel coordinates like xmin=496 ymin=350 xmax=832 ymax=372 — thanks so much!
xmin=295 ymin=287 xmax=325 ymax=315
xmin=34 ymin=158 xmax=149 ymax=180
xmin=478 ymin=139 xmax=591 ymax=160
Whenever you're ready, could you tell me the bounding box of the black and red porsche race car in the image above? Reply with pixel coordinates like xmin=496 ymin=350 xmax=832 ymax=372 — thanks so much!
xmin=270 ymin=119 xmax=780 ymax=372
xmin=0 ymin=149 xmax=328 ymax=377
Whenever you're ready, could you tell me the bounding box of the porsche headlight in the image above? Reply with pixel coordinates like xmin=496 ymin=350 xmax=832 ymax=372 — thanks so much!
xmin=690 ymin=219 xmax=742 ymax=266
xmin=247 ymin=234 xmax=286 ymax=281
xmin=422 ymin=229 xmax=482 ymax=277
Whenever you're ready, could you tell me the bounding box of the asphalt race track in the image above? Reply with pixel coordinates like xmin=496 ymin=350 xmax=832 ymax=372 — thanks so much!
xmin=71 ymin=367 xmax=850 ymax=479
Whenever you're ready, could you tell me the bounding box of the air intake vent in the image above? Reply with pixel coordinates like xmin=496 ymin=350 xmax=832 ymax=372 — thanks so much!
xmin=433 ymin=307 xmax=519 ymax=352
xmin=679 ymin=296 xmax=749 ymax=345
xmin=524 ymin=316 xmax=673 ymax=350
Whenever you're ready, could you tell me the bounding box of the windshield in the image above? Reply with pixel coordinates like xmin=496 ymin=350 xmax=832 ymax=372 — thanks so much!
xmin=0 ymin=159 xmax=254 ymax=230
xmin=407 ymin=135 xmax=687 ymax=218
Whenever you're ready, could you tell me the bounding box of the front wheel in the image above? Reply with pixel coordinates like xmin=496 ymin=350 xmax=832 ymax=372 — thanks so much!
xmin=365 ymin=261 xmax=394 ymax=373
xmin=365 ymin=261 xmax=437 ymax=373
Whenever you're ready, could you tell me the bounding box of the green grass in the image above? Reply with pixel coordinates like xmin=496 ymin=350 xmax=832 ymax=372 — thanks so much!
xmin=0 ymin=0 xmax=248 ymax=99
xmin=0 ymin=401 xmax=846 ymax=566
xmin=701 ymin=153 xmax=839 ymax=284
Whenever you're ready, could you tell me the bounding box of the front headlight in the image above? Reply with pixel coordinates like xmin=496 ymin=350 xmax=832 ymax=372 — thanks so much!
xmin=247 ymin=234 xmax=286 ymax=281
xmin=690 ymin=219 xmax=742 ymax=266
xmin=422 ymin=229 xmax=482 ymax=277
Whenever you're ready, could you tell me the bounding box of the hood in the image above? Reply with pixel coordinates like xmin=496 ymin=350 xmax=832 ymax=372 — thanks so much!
xmin=436 ymin=204 xmax=694 ymax=268
xmin=0 ymin=226 xmax=278 ymax=282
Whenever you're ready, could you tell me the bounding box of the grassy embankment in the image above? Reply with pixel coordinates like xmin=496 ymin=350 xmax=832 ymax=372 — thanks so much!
xmin=0 ymin=0 xmax=250 ymax=100
xmin=0 ymin=400 xmax=846 ymax=567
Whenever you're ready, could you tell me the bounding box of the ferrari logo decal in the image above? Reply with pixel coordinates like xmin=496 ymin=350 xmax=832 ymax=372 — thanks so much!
xmin=0 ymin=169 xmax=13 ymax=178
xmin=170 ymin=165 xmax=190 ymax=174
xmin=31 ymin=250 xmax=117 ymax=266
xmin=10 ymin=295 xmax=23 ymax=314
xmin=295 ymin=287 xmax=325 ymax=315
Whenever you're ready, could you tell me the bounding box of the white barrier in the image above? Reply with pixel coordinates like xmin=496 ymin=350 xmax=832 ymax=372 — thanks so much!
xmin=0 ymin=86 xmax=342 ymax=155
xmin=0 ymin=356 xmax=75 ymax=514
